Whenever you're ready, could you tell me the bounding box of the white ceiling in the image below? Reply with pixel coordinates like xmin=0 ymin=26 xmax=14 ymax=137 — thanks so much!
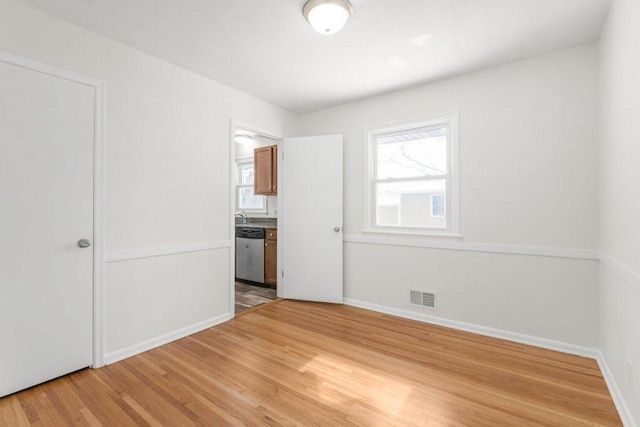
xmin=14 ymin=0 xmax=611 ymax=113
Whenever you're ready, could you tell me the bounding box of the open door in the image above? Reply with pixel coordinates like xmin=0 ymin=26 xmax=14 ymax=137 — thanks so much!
xmin=279 ymin=135 xmax=343 ymax=303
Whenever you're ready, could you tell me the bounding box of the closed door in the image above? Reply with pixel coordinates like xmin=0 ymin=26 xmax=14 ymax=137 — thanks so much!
xmin=279 ymin=135 xmax=343 ymax=303
xmin=0 ymin=58 xmax=95 ymax=397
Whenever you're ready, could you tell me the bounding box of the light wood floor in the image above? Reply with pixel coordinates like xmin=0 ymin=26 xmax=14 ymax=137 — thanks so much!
xmin=0 ymin=300 xmax=621 ymax=426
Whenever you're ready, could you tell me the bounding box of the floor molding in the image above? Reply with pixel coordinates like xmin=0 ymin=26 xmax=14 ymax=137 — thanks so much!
xmin=344 ymin=234 xmax=598 ymax=260
xmin=103 ymin=313 xmax=232 ymax=365
xmin=596 ymin=351 xmax=637 ymax=427
xmin=105 ymin=240 xmax=231 ymax=263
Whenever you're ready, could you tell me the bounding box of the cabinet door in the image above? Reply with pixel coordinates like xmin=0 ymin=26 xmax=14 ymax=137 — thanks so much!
xmin=271 ymin=145 xmax=278 ymax=194
xmin=254 ymin=146 xmax=273 ymax=195
xmin=264 ymin=238 xmax=277 ymax=287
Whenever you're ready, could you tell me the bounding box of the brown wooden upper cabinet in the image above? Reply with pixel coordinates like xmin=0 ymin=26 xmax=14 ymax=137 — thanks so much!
xmin=254 ymin=145 xmax=277 ymax=195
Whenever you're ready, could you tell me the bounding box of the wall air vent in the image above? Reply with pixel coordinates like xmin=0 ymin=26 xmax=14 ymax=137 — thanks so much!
xmin=409 ymin=290 xmax=437 ymax=310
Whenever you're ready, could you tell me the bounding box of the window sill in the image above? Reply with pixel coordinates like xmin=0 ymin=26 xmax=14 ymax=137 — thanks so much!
xmin=363 ymin=228 xmax=463 ymax=239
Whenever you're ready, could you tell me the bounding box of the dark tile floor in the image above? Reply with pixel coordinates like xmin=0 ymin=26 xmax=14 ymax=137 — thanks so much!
xmin=235 ymin=281 xmax=277 ymax=314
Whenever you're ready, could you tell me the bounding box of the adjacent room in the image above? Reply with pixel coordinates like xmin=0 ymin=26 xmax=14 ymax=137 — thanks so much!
xmin=1 ymin=0 xmax=638 ymax=425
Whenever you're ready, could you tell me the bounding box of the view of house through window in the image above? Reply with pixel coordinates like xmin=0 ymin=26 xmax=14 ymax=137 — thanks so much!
xmin=367 ymin=114 xmax=458 ymax=233
xmin=237 ymin=161 xmax=266 ymax=211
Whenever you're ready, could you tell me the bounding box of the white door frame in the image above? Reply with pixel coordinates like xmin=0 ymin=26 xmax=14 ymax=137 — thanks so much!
xmin=0 ymin=51 xmax=106 ymax=368
xmin=228 ymin=120 xmax=282 ymax=315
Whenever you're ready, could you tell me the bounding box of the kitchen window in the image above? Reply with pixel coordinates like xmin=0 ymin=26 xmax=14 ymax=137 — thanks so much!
xmin=237 ymin=160 xmax=266 ymax=212
xmin=365 ymin=113 xmax=460 ymax=236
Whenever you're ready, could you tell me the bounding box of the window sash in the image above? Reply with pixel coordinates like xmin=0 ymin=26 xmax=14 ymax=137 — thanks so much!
xmin=371 ymin=177 xmax=450 ymax=230
xmin=370 ymin=127 xmax=451 ymax=231
xmin=236 ymin=159 xmax=266 ymax=212
xmin=373 ymin=175 xmax=449 ymax=185
xmin=372 ymin=134 xmax=449 ymax=180
xmin=236 ymin=185 xmax=266 ymax=212
xmin=365 ymin=112 xmax=459 ymax=235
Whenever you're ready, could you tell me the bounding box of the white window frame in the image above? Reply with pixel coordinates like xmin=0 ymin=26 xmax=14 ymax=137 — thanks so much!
xmin=364 ymin=112 xmax=460 ymax=237
xmin=236 ymin=158 xmax=267 ymax=213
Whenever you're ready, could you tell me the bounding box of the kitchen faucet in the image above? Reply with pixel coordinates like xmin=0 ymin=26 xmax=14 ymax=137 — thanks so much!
xmin=235 ymin=211 xmax=248 ymax=224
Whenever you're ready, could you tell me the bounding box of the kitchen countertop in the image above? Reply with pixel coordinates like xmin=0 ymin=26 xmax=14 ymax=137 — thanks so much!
xmin=235 ymin=219 xmax=277 ymax=229
xmin=236 ymin=222 xmax=276 ymax=229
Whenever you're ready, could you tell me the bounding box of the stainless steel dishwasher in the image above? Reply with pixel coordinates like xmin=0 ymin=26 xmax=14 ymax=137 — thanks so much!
xmin=235 ymin=226 xmax=265 ymax=283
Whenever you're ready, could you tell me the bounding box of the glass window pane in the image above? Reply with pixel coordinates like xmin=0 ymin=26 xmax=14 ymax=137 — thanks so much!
xmin=431 ymin=194 xmax=445 ymax=217
xmin=376 ymin=126 xmax=448 ymax=179
xmin=237 ymin=186 xmax=264 ymax=210
xmin=239 ymin=163 xmax=255 ymax=185
xmin=376 ymin=180 xmax=446 ymax=228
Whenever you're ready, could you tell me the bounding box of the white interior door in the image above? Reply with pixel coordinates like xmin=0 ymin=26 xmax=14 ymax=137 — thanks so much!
xmin=279 ymin=135 xmax=343 ymax=303
xmin=0 ymin=59 xmax=95 ymax=397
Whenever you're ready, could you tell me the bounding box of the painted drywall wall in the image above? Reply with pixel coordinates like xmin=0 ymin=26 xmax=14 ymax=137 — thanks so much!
xmin=293 ymin=45 xmax=600 ymax=347
xmin=0 ymin=0 xmax=295 ymax=356
xmin=598 ymin=0 xmax=640 ymax=422
xmin=236 ymin=134 xmax=277 ymax=160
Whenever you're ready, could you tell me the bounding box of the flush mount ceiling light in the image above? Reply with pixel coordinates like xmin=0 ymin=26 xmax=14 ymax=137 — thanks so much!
xmin=235 ymin=131 xmax=255 ymax=144
xmin=303 ymin=0 xmax=353 ymax=35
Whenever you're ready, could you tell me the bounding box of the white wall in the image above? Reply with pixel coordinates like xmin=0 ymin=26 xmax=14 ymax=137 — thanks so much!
xmin=0 ymin=0 xmax=295 ymax=357
xmin=294 ymin=45 xmax=600 ymax=348
xmin=599 ymin=0 xmax=640 ymax=422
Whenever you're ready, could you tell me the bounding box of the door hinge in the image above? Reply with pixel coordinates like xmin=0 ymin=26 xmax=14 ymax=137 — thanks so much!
xmin=281 ymin=151 xmax=284 ymax=159
xmin=281 ymin=270 xmax=284 ymax=278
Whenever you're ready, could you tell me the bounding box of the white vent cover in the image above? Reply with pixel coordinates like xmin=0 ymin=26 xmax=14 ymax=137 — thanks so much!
xmin=410 ymin=290 xmax=437 ymax=310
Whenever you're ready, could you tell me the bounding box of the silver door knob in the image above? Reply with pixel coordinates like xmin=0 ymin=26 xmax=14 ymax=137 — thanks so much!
xmin=77 ymin=239 xmax=91 ymax=248
xmin=334 ymin=226 xmax=341 ymax=232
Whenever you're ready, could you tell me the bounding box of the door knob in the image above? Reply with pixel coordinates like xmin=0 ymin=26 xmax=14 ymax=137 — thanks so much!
xmin=77 ymin=239 xmax=91 ymax=248
xmin=334 ymin=226 xmax=341 ymax=232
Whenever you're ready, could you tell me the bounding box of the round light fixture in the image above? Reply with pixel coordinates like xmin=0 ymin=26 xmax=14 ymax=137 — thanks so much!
xmin=235 ymin=131 xmax=255 ymax=144
xmin=303 ymin=0 xmax=353 ymax=35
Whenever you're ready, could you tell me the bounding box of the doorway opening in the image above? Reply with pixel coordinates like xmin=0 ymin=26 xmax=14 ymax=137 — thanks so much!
xmin=229 ymin=121 xmax=282 ymax=316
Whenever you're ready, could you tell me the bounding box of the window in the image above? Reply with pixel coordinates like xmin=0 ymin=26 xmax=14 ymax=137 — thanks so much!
xmin=431 ymin=194 xmax=445 ymax=217
xmin=365 ymin=113 xmax=459 ymax=235
xmin=236 ymin=160 xmax=266 ymax=212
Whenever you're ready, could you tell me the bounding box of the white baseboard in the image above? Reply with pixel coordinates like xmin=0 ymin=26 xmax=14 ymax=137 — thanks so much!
xmin=103 ymin=313 xmax=232 ymax=365
xmin=596 ymin=351 xmax=637 ymax=427
xmin=344 ymin=298 xmax=598 ymax=358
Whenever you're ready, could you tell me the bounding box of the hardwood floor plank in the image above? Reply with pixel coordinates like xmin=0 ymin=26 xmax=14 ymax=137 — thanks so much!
xmin=46 ymin=377 xmax=93 ymax=426
xmin=0 ymin=397 xmax=31 ymax=426
xmin=231 ymin=312 xmax=578 ymax=425
xmin=78 ymin=408 xmax=102 ymax=426
xmin=101 ymin=362 xmax=195 ymax=426
xmin=0 ymin=300 xmax=621 ymax=426
xmin=158 ymin=344 xmax=300 ymax=426
xmin=68 ymin=370 xmax=138 ymax=426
